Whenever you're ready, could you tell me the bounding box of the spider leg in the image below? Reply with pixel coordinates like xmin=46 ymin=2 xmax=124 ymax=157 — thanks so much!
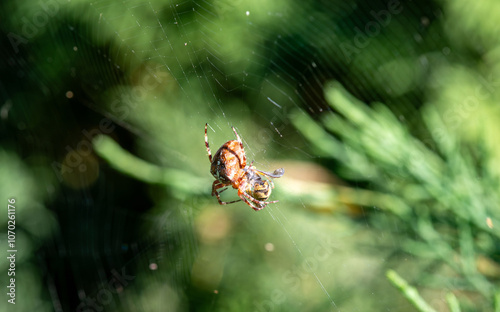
xmin=231 ymin=126 xmax=247 ymax=159
xmin=219 ymin=199 xmax=242 ymax=205
xmin=231 ymin=126 xmax=242 ymax=143
xmin=237 ymin=189 xmax=265 ymax=211
xmin=212 ymin=180 xmax=241 ymax=205
xmin=212 ymin=182 xmax=229 ymax=194
xmin=242 ymin=191 xmax=279 ymax=205
xmin=238 ymin=189 xmax=278 ymax=211
xmin=217 ymin=187 xmax=229 ymax=194
xmin=212 ymin=180 xmax=228 ymax=196
xmin=214 ymin=191 xmax=242 ymax=206
xmin=205 ymin=123 xmax=212 ymax=163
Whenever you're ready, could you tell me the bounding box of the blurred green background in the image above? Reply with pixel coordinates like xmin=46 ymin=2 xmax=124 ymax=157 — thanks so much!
xmin=1 ymin=0 xmax=500 ymax=311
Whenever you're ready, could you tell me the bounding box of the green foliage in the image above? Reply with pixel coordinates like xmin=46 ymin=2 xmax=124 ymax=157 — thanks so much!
xmin=387 ymin=270 xmax=437 ymax=312
xmin=291 ymin=81 xmax=500 ymax=310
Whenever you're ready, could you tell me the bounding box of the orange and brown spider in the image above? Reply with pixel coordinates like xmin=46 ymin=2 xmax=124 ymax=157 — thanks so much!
xmin=204 ymin=123 xmax=284 ymax=211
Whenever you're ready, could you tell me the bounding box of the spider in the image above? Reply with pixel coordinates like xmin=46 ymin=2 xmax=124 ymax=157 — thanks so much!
xmin=204 ymin=123 xmax=284 ymax=211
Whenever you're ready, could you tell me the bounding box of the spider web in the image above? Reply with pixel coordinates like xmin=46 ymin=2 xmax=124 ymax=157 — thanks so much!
xmin=1 ymin=0 xmax=451 ymax=311
xmin=85 ymin=1 xmax=342 ymax=309
xmin=76 ymin=1 xmax=343 ymax=307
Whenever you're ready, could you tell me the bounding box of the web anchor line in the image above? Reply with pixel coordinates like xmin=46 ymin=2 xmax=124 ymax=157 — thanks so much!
xmin=267 ymin=208 xmax=338 ymax=310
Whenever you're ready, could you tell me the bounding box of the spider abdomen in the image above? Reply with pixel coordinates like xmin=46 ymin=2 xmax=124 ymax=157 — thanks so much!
xmin=210 ymin=140 xmax=246 ymax=187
